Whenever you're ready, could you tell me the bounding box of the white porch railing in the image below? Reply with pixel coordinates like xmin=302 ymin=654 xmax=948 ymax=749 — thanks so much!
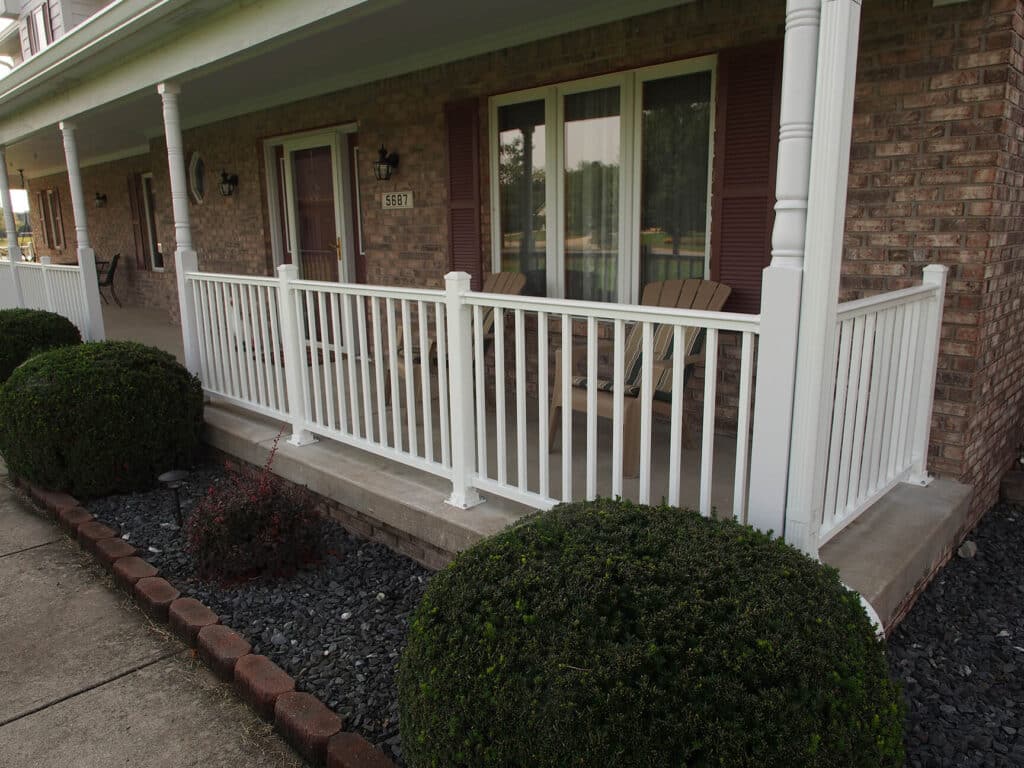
xmin=819 ymin=265 xmax=947 ymax=543
xmin=184 ymin=267 xmax=761 ymax=521
xmin=0 ymin=256 xmax=92 ymax=338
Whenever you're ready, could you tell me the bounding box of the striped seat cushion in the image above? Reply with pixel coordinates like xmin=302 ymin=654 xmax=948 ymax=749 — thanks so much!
xmin=571 ymin=375 xmax=640 ymax=398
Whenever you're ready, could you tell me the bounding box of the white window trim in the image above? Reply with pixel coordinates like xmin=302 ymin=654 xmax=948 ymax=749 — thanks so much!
xmin=140 ymin=173 xmax=163 ymax=271
xmin=488 ymin=54 xmax=717 ymax=304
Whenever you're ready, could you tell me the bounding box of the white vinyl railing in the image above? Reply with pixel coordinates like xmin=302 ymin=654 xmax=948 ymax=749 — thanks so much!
xmin=0 ymin=256 xmax=91 ymax=338
xmin=819 ymin=265 xmax=947 ymax=542
xmin=184 ymin=266 xmax=761 ymax=520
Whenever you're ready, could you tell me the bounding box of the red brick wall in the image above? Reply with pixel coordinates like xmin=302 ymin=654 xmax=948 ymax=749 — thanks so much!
xmin=845 ymin=0 xmax=1020 ymax=519
xmin=24 ymin=0 xmax=1024 ymax=512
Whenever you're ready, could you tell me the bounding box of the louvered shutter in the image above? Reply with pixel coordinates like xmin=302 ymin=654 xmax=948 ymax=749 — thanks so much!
xmin=710 ymin=44 xmax=782 ymax=314
xmin=127 ymin=174 xmax=146 ymax=270
xmin=445 ymin=98 xmax=483 ymax=290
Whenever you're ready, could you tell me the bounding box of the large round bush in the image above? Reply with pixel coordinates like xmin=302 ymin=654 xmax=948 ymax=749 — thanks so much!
xmin=0 ymin=308 xmax=81 ymax=382
xmin=398 ymin=499 xmax=904 ymax=768
xmin=0 ymin=341 xmax=203 ymax=497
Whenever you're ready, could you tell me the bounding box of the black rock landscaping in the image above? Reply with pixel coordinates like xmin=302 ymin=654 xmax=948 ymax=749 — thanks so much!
xmin=87 ymin=464 xmax=429 ymax=766
xmin=889 ymin=501 xmax=1024 ymax=768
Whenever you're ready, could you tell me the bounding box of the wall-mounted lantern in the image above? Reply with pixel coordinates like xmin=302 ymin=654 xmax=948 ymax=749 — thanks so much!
xmin=218 ymin=171 xmax=239 ymax=197
xmin=94 ymin=192 xmax=107 ymax=208
xmin=373 ymin=145 xmax=399 ymax=181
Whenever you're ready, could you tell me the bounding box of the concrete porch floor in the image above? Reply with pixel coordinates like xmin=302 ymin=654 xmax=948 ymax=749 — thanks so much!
xmin=102 ymin=304 xmax=184 ymax=363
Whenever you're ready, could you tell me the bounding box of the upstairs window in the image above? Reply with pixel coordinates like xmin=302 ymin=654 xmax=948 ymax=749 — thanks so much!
xmin=27 ymin=2 xmax=53 ymax=56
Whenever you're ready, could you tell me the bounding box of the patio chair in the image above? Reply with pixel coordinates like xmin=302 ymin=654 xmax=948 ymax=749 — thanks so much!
xmin=96 ymin=253 xmax=121 ymax=307
xmin=548 ymin=278 xmax=732 ymax=478
xmin=391 ymin=271 xmax=527 ymax=401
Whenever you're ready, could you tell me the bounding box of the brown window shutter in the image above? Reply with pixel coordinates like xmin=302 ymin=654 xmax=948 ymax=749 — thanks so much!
xmin=710 ymin=44 xmax=782 ymax=314
xmin=445 ymin=98 xmax=483 ymax=290
xmin=127 ymin=174 xmax=146 ymax=270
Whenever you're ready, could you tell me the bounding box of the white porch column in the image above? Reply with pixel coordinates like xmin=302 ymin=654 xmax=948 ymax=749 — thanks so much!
xmin=59 ymin=121 xmax=105 ymax=341
xmin=746 ymin=0 xmax=820 ymax=536
xmin=0 ymin=145 xmax=25 ymax=306
xmin=158 ymin=81 xmax=200 ymax=375
xmin=785 ymin=0 xmax=863 ymax=555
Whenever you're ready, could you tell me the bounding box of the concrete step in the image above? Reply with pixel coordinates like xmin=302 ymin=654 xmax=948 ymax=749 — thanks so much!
xmin=820 ymin=477 xmax=973 ymax=633
xmin=202 ymin=402 xmax=529 ymax=567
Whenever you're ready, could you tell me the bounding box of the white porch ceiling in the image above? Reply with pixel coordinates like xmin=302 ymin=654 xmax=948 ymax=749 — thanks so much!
xmin=4 ymin=0 xmax=692 ymax=180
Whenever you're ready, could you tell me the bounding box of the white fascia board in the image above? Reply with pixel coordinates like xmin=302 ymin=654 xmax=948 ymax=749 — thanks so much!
xmin=0 ymin=0 xmax=380 ymax=145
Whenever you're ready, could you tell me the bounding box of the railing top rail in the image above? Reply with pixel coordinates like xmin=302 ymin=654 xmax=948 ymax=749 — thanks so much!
xmin=184 ymin=271 xmax=280 ymax=288
xmin=465 ymin=291 xmax=762 ymax=333
xmin=836 ymin=283 xmax=938 ymax=321
xmin=290 ymin=278 xmax=445 ymax=302
xmin=44 ymin=264 xmax=83 ymax=272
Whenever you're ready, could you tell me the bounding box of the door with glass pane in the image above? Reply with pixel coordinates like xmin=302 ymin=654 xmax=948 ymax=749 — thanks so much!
xmin=638 ymin=70 xmax=713 ymax=289
xmin=497 ymin=100 xmax=547 ymax=296
xmin=562 ymin=86 xmax=622 ymax=302
xmin=283 ymin=139 xmax=346 ymax=283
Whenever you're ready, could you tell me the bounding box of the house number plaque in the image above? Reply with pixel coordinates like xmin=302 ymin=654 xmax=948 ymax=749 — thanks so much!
xmin=381 ymin=191 xmax=413 ymax=209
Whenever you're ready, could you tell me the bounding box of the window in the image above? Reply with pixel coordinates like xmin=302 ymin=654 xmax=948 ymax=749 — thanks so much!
xmin=27 ymin=3 xmax=53 ymax=56
xmin=36 ymin=188 xmax=64 ymax=250
xmin=490 ymin=57 xmax=715 ymax=303
xmin=140 ymin=173 xmax=163 ymax=270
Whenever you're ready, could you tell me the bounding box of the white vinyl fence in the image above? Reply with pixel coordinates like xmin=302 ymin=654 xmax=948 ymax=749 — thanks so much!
xmin=185 ymin=266 xmax=761 ymax=520
xmin=819 ymin=265 xmax=947 ymax=542
xmin=0 ymin=256 xmax=92 ymax=338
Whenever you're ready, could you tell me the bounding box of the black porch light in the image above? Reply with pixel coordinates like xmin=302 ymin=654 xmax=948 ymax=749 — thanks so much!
xmin=94 ymin=192 xmax=107 ymax=208
xmin=373 ymin=144 xmax=399 ymax=181
xmin=218 ymin=171 xmax=239 ymax=197
xmin=158 ymin=469 xmax=190 ymax=525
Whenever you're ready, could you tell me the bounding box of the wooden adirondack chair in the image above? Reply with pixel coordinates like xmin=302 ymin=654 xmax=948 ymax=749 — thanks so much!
xmin=549 ymin=278 xmax=732 ymax=478
xmin=392 ymin=271 xmax=527 ymax=400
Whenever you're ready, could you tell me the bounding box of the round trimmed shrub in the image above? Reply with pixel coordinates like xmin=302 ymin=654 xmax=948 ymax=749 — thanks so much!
xmin=398 ymin=499 xmax=904 ymax=768
xmin=0 ymin=308 xmax=81 ymax=382
xmin=0 ymin=341 xmax=203 ymax=497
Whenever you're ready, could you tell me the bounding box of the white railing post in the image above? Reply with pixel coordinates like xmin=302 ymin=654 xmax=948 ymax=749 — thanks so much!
xmin=747 ymin=0 xmax=820 ymax=537
xmin=444 ymin=271 xmax=482 ymax=509
xmin=908 ymin=264 xmax=948 ymax=485
xmin=785 ymin=0 xmax=863 ymax=557
xmin=58 ymin=121 xmax=105 ymax=341
xmin=277 ymin=263 xmax=317 ymax=446
xmin=0 ymin=145 xmax=24 ymax=307
xmin=39 ymin=256 xmax=54 ymax=311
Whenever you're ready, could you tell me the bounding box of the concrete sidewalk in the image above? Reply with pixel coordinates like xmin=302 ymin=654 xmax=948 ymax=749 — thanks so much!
xmin=0 ymin=465 xmax=305 ymax=768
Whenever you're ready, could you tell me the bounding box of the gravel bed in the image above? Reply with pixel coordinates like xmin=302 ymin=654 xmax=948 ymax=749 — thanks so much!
xmin=889 ymin=501 xmax=1024 ymax=768
xmin=87 ymin=465 xmax=429 ymax=766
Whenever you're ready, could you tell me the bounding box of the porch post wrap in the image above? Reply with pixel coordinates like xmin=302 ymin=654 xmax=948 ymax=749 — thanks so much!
xmin=59 ymin=120 xmax=105 ymax=340
xmin=907 ymin=264 xmax=948 ymax=485
xmin=157 ymin=82 xmax=193 ymax=252
xmin=0 ymin=145 xmax=25 ymax=307
xmin=443 ymin=271 xmax=482 ymax=509
xmin=785 ymin=0 xmax=863 ymax=556
xmin=746 ymin=0 xmax=821 ymax=537
xmin=175 ymin=248 xmax=201 ymax=374
xmin=278 ymin=263 xmax=317 ymax=447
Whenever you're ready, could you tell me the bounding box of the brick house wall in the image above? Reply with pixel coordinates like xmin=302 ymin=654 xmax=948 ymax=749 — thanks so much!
xmin=23 ymin=0 xmax=1024 ymax=520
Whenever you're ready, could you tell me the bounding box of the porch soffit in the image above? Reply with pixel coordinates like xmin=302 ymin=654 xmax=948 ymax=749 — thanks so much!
xmin=1 ymin=0 xmax=690 ymax=179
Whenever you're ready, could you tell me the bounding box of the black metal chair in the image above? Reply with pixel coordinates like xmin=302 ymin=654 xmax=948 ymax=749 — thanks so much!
xmin=96 ymin=253 xmax=121 ymax=307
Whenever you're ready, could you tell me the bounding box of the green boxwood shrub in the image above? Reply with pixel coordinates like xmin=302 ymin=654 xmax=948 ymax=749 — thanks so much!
xmin=0 ymin=341 xmax=203 ymax=497
xmin=0 ymin=308 xmax=81 ymax=382
xmin=398 ymin=499 xmax=904 ymax=768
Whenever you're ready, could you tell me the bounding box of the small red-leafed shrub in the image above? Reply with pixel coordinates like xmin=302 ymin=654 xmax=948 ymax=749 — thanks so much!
xmin=185 ymin=440 xmax=323 ymax=581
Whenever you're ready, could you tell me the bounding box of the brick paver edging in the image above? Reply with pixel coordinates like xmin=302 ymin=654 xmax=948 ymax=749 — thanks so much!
xmin=16 ymin=476 xmax=397 ymax=768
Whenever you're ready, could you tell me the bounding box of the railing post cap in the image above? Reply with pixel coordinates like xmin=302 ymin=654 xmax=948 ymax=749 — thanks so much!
xmin=444 ymin=271 xmax=472 ymax=284
xmin=277 ymin=263 xmax=298 ymax=277
xmin=923 ymin=263 xmax=948 ymax=276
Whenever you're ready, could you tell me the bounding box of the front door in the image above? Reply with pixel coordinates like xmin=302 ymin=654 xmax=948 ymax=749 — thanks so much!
xmin=281 ymin=135 xmax=351 ymax=282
